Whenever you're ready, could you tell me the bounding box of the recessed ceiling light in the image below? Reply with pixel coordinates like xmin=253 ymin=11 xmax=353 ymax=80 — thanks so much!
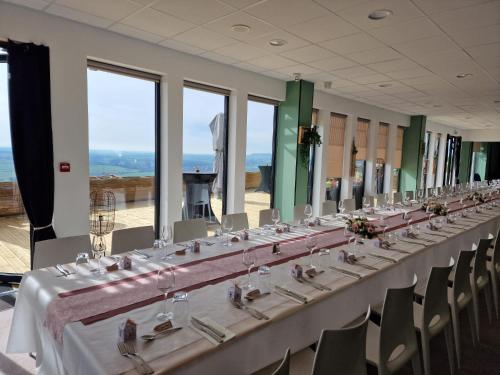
xmin=269 ymin=39 xmax=287 ymax=47
xmin=378 ymin=83 xmax=392 ymax=88
xmin=324 ymin=81 xmax=332 ymax=89
xmin=231 ymin=24 xmax=251 ymax=33
xmin=456 ymin=73 xmax=473 ymax=78
xmin=368 ymin=9 xmax=393 ymax=20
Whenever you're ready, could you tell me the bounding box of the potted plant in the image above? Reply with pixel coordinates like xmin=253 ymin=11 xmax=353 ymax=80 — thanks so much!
xmin=298 ymin=126 xmax=322 ymax=166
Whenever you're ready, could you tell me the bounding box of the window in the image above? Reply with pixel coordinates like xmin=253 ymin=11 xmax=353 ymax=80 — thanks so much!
xmin=87 ymin=62 xmax=160 ymax=250
xmin=325 ymin=113 xmax=346 ymax=209
xmin=353 ymin=118 xmax=369 ymax=208
xmin=182 ymin=82 xmax=229 ymax=227
xmin=376 ymin=123 xmax=389 ymax=194
xmin=244 ymin=96 xmax=278 ymax=227
xmin=443 ymin=135 xmax=462 ymax=186
xmin=0 ymin=46 xmax=31 ymax=274
xmin=392 ymin=126 xmax=404 ymax=193
xmin=421 ymin=131 xmax=431 ymax=189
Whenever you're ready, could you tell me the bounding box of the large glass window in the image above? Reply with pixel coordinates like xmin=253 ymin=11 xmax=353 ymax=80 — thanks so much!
xmin=325 ymin=113 xmax=346 ymax=210
xmin=244 ymin=97 xmax=277 ymax=228
xmin=420 ymin=131 xmax=431 ymax=190
xmin=392 ymin=126 xmax=404 ymax=193
xmin=353 ymin=118 xmax=369 ymax=208
xmin=87 ymin=63 xmax=159 ymax=250
xmin=0 ymin=48 xmax=30 ymax=275
xmin=376 ymin=122 xmax=389 ymax=194
xmin=182 ymin=83 xmax=229 ymax=228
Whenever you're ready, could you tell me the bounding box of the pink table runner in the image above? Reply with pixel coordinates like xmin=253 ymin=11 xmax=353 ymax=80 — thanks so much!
xmin=44 ymin=198 xmax=493 ymax=343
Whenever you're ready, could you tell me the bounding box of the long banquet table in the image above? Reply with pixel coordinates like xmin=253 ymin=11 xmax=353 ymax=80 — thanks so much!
xmin=7 ymin=198 xmax=500 ymax=375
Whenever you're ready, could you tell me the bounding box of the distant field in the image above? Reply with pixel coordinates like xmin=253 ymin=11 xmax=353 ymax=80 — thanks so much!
xmin=0 ymin=148 xmax=272 ymax=181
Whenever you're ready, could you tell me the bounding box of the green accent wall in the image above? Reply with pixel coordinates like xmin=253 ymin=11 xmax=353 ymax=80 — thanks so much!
xmin=400 ymin=115 xmax=426 ymax=193
xmin=274 ymin=80 xmax=314 ymax=222
xmin=458 ymin=141 xmax=472 ymax=183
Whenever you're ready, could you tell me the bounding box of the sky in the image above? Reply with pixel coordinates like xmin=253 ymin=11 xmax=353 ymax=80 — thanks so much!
xmin=1 ymin=64 xmax=274 ymax=156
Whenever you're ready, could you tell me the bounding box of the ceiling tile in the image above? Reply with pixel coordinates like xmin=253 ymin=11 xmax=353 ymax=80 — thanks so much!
xmin=109 ymin=23 xmax=165 ymax=43
xmin=335 ymin=0 xmax=424 ymax=30
xmin=284 ymin=14 xmax=359 ymax=43
xmin=159 ymin=38 xmax=207 ymax=55
xmin=308 ymin=56 xmax=358 ymax=71
xmin=367 ymin=17 xmax=442 ymax=45
xmin=152 ymin=0 xmax=236 ymax=25
xmin=200 ymin=51 xmax=240 ymax=64
xmin=274 ymin=64 xmax=320 ymax=77
xmin=45 ymin=4 xmax=114 ymax=28
xmin=385 ymin=67 xmax=433 ymax=79
xmin=262 ymin=70 xmax=290 ymax=80
xmin=319 ymin=32 xmax=385 ymax=55
xmin=313 ymin=0 xmax=373 ymax=12
xmin=409 ymin=48 xmax=472 ymax=69
xmin=280 ymin=45 xmax=336 ymax=63
xmin=331 ymin=65 xmax=377 ymax=78
xmin=366 ymin=58 xmax=421 ymax=73
xmin=246 ymin=30 xmax=311 ymax=52
xmin=411 ymin=0 xmax=491 ymax=14
xmin=247 ymin=55 xmax=297 ymax=69
xmin=218 ymin=0 xmax=263 ymax=9
xmin=173 ymin=27 xmax=237 ymax=50
xmin=346 ymin=46 xmax=403 ymax=64
xmin=467 ymin=43 xmax=500 ymax=69
xmin=213 ymin=42 xmax=268 ymax=60
xmin=245 ymin=0 xmax=325 ymax=28
xmin=204 ymin=12 xmax=278 ymax=41
xmin=3 ymin=0 xmax=50 ymax=10
xmin=233 ymin=61 xmax=268 ymax=72
xmin=450 ymin=23 xmax=500 ymax=47
xmin=122 ymin=8 xmax=195 ymax=38
xmin=53 ymin=0 xmax=142 ymax=21
xmin=350 ymin=73 xmax=390 ymax=84
xmin=393 ymin=35 xmax=455 ymax=60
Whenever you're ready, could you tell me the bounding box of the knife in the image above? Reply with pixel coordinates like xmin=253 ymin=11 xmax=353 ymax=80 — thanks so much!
xmin=191 ymin=316 xmax=226 ymax=339
xmin=329 ymin=266 xmax=362 ymax=279
xmin=274 ymin=286 xmax=308 ymax=303
xmin=191 ymin=319 xmax=224 ymax=343
xmin=368 ymin=253 xmax=398 ymax=263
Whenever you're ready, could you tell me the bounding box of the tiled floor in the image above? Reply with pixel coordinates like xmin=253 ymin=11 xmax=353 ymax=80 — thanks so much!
xmin=0 ymin=190 xmax=271 ymax=274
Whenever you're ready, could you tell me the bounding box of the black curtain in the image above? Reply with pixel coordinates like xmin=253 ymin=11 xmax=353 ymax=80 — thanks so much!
xmin=486 ymin=143 xmax=500 ymax=180
xmin=7 ymin=40 xmax=56 ymax=269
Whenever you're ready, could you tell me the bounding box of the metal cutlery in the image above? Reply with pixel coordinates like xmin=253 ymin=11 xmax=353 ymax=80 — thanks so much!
xmin=123 ymin=342 xmax=154 ymax=374
xmin=55 ymin=264 xmax=73 ymax=277
xmin=367 ymin=253 xmax=398 ymax=263
xmin=397 ymin=238 xmax=425 ymax=246
xmin=132 ymin=249 xmax=153 ymax=259
xmin=117 ymin=342 xmax=150 ymax=375
xmin=294 ymin=276 xmax=332 ymax=291
xmin=423 ymin=231 xmax=448 ymax=238
xmin=353 ymin=261 xmax=379 ymax=271
xmin=190 ymin=318 xmax=225 ymax=343
xmin=329 ymin=266 xmax=362 ymax=279
xmin=191 ymin=316 xmax=226 ymax=338
xmin=231 ymin=301 xmax=269 ymax=320
xmin=140 ymin=327 xmax=182 ymax=341
xmin=274 ymin=285 xmax=308 ymax=303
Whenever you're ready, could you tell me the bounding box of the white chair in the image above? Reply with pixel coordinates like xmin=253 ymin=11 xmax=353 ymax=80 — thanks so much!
xmin=393 ymin=192 xmax=403 ymax=204
xmin=414 ymin=260 xmax=455 ymax=375
xmin=405 ymin=191 xmax=414 ymax=201
xmin=448 ymin=250 xmax=477 ymax=368
xmin=366 ymin=275 xmax=422 ymax=375
xmin=222 ymin=213 xmax=249 ymax=231
xmin=173 ymin=218 xmax=207 ymax=243
xmin=376 ymin=194 xmax=386 ymax=208
xmin=294 ymin=204 xmax=307 ymax=222
xmin=487 ymin=228 xmax=500 ymax=319
xmin=342 ymin=198 xmax=356 ymax=213
xmin=111 ymin=226 xmax=155 ymax=254
xmin=322 ymin=200 xmax=337 ymax=216
xmin=33 ymin=235 xmax=92 ymax=269
xmin=259 ymin=208 xmax=276 ymax=227
xmin=272 ymin=348 xmax=290 ymax=375
xmin=363 ymin=196 xmax=375 ymax=207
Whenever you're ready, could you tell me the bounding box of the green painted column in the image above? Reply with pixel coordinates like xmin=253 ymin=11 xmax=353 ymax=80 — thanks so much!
xmin=274 ymin=80 xmax=314 ymax=222
xmin=400 ymin=115 xmax=426 ymax=193
xmin=458 ymin=141 xmax=473 ymax=183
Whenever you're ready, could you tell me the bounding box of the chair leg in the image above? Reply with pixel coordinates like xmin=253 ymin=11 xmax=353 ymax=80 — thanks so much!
xmin=471 ymin=287 xmax=480 ymax=341
xmin=412 ymin=352 xmax=423 ymax=375
xmin=451 ymin=306 xmax=462 ymax=369
xmin=490 ymin=271 xmax=499 ymax=319
xmin=483 ymin=283 xmax=493 ymax=324
xmin=466 ymin=303 xmax=478 ymax=346
xmin=444 ymin=324 xmax=456 ymax=375
xmin=421 ymin=334 xmax=431 ymax=375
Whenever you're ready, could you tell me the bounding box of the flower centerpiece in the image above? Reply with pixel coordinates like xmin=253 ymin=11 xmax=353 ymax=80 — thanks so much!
xmin=466 ymin=191 xmax=485 ymax=203
xmin=345 ymin=217 xmax=377 ymax=239
xmin=421 ymin=201 xmax=448 ymax=216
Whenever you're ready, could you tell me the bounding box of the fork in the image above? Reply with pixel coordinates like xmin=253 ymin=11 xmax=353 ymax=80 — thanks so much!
xmin=117 ymin=342 xmax=148 ymax=375
xmin=133 ymin=249 xmax=153 ymax=259
xmin=123 ymin=342 xmax=154 ymax=374
xmin=231 ymin=301 xmax=269 ymax=320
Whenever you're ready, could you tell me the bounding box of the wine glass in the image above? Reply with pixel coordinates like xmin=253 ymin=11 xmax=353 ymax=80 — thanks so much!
xmin=304 ymin=204 xmax=313 ymax=224
xmin=271 ymin=208 xmax=280 ymax=229
xmin=156 ymin=267 xmax=175 ymax=321
xmin=338 ymin=200 xmax=345 ymax=215
xmin=242 ymin=250 xmax=257 ymax=289
xmin=426 ymin=206 xmax=433 ymax=222
xmin=379 ymin=215 xmax=388 ymax=238
xmin=362 ymin=196 xmax=370 ymax=210
xmin=344 ymin=224 xmax=354 ymax=250
xmin=161 ymin=224 xmax=173 ymax=260
xmin=305 ymin=234 xmax=318 ymax=269
xmin=222 ymin=216 xmax=233 ymax=247
xmin=91 ymin=236 xmax=106 ymax=278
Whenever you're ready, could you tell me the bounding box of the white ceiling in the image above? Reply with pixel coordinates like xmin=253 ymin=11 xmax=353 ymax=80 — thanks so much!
xmin=4 ymin=0 xmax=500 ymax=130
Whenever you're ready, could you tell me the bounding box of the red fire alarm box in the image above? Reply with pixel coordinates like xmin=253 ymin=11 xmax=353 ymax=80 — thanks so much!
xmin=59 ymin=162 xmax=70 ymax=172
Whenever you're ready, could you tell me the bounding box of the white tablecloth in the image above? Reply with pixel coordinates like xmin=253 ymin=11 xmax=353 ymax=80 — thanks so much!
xmin=7 ymin=207 xmax=500 ymax=375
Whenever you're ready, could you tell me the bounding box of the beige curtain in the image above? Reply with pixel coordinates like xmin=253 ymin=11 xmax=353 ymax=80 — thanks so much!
xmin=311 ymin=108 xmax=318 ymax=126
xmin=393 ymin=126 xmax=405 ymax=168
xmin=377 ymin=122 xmax=389 ymax=163
xmin=355 ymin=118 xmax=369 ymax=160
xmin=326 ymin=113 xmax=346 ymax=178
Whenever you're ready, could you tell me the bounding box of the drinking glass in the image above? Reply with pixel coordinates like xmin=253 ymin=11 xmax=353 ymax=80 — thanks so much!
xmin=161 ymin=224 xmax=173 ymax=260
xmin=242 ymin=250 xmax=257 ymax=289
xmin=426 ymin=206 xmax=433 ymax=222
xmin=304 ymin=204 xmax=313 ymax=224
xmin=306 ymin=234 xmax=318 ymax=269
xmin=91 ymin=237 xmax=106 ymax=277
xmin=172 ymin=291 xmax=190 ymax=326
xmin=271 ymin=208 xmax=280 ymax=229
xmin=338 ymin=200 xmax=345 ymax=214
xmin=222 ymin=216 xmax=233 ymax=247
xmin=156 ymin=267 xmax=175 ymax=321
xmin=362 ymin=196 xmax=370 ymax=210
xmin=379 ymin=215 xmax=388 ymax=238
xmin=75 ymin=252 xmax=90 ymax=274
xmin=258 ymin=265 xmax=272 ymax=294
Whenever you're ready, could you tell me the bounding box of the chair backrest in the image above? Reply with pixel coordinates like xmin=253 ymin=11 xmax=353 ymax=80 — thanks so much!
xmin=312 ymin=307 xmax=370 ymax=375
xmin=222 ymin=213 xmax=249 ymax=231
xmin=362 ymin=196 xmax=375 ymax=207
xmin=272 ymin=348 xmax=290 ymax=375
xmin=472 ymin=238 xmax=493 ymax=287
xmin=451 ymin=250 xmax=475 ymax=305
xmin=405 ymin=191 xmax=414 ymax=200
xmin=376 ymin=194 xmax=386 ymax=207
xmin=294 ymin=204 xmax=307 ymax=221
xmin=379 ymin=275 xmax=419 ymax=373
xmin=343 ymin=198 xmax=356 ymax=213
xmin=259 ymin=208 xmax=274 ymax=227
xmin=322 ymin=200 xmax=337 ymax=216
xmin=111 ymin=226 xmax=155 ymax=255
xmin=393 ymin=192 xmax=403 ymax=204
xmin=422 ymin=259 xmax=454 ymax=335
xmin=34 ymin=235 xmax=92 ymax=269
xmin=427 ymin=187 xmax=434 ymax=197
xmin=173 ymin=218 xmax=207 ymax=243
xmin=492 ymin=228 xmax=500 ymax=273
